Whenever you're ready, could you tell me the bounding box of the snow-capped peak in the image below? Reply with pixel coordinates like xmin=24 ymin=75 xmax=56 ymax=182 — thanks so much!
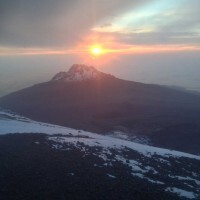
xmin=51 ymin=64 xmax=102 ymax=82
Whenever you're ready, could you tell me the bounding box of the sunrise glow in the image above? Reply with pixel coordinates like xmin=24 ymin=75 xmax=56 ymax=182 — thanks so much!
xmin=90 ymin=45 xmax=104 ymax=56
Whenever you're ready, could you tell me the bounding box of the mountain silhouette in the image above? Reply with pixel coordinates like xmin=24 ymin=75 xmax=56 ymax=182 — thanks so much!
xmin=1 ymin=64 xmax=200 ymax=154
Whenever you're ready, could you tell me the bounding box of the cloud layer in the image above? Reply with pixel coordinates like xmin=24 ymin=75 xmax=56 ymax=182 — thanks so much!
xmin=0 ymin=0 xmax=200 ymax=52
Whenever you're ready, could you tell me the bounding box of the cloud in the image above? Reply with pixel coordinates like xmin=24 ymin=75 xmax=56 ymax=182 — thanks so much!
xmin=92 ymin=0 xmax=200 ymax=47
xmin=0 ymin=0 xmax=200 ymax=53
xmin=106 ymin=31 xmax=200 ymax=46
xmin=0 ymin=0 xmax=149 ymax=48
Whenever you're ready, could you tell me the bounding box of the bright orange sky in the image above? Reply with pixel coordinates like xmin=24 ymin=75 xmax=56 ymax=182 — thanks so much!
xmin=0 ymin=0 xmax=200 ymax=59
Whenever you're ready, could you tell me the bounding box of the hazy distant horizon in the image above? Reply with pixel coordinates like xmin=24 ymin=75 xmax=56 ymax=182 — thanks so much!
xmin=0 ymin=50 xmax=200 ymax=97
xmin=1 ymin=0 xmax=200 ymax=96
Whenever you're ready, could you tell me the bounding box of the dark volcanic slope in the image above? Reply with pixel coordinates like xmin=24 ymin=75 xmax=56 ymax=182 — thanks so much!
xmin=0 ymin=133 xmax=200 ymax=200
xmin=1 ymin=70 xmax=200 ymax=154
xmin=0 ymin=133 xmax=191 ymax=200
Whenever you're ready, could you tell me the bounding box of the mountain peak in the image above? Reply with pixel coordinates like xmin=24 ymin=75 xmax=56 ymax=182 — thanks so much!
xmin=69 ymin=64 xmax=97 ymax=72
xmin=51 ymin=64 xmax=113 ymax=82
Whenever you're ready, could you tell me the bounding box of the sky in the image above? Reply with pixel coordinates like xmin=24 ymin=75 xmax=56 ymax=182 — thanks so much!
xmin=0 ymin=0 xmax=200 ymax=95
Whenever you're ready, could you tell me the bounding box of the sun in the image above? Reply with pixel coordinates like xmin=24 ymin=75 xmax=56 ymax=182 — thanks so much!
xmin=92 ymin=47 xmax=101 ymax=55
xmin=90 ymin=45 xmax=104 ymax=56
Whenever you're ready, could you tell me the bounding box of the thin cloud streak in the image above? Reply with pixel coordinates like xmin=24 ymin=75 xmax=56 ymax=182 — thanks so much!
xmin=1 ymin=44 xmax=200 ymax=56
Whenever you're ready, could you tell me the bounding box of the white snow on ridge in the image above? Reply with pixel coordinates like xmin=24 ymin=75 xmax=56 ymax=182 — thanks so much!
xmin=0 ymin=111 xmax=70 ymax=135
xmin=48 ymin=135 xmax=200 ymax=161
xmin=0 ymin=110 xmax=200 ymax=161
xmin=1 ymin=109 xmax=200 ymax=199
xmin=51 ymin=64 xmax=101 ymax=82
xmin=169 ymin=175 xmax=200 ymax=186
xmin=165 ymin=188 xmax=196 ymax=199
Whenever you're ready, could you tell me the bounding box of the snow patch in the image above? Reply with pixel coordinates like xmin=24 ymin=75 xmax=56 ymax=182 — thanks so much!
xmin=107 ymin=174 xmax=116 ymax=179
xmin=165 ymin=187 xmax=196 ymax=199
xmin=1 ymin=109 xmax=200 ymax=199
xmin=51 ymin=64 xmax=101 ymax=82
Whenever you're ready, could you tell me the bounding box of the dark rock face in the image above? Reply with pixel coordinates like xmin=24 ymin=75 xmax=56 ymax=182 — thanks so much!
xmin=1 ymin=64 xmax=200 ymax=154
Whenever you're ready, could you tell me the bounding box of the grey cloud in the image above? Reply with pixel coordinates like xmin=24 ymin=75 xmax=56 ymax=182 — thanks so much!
xmin=0 ymin=0 xmax=149 ymax=48
xmin=100 ymin=23 xmax=113 ymax=28
xmin=118 ymin=31 xmax=200 ymax=45
xmin=151 ymin=1 xmax=200 ymax=32
xmin=92 ymin=0 xmax=200 ymax=46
